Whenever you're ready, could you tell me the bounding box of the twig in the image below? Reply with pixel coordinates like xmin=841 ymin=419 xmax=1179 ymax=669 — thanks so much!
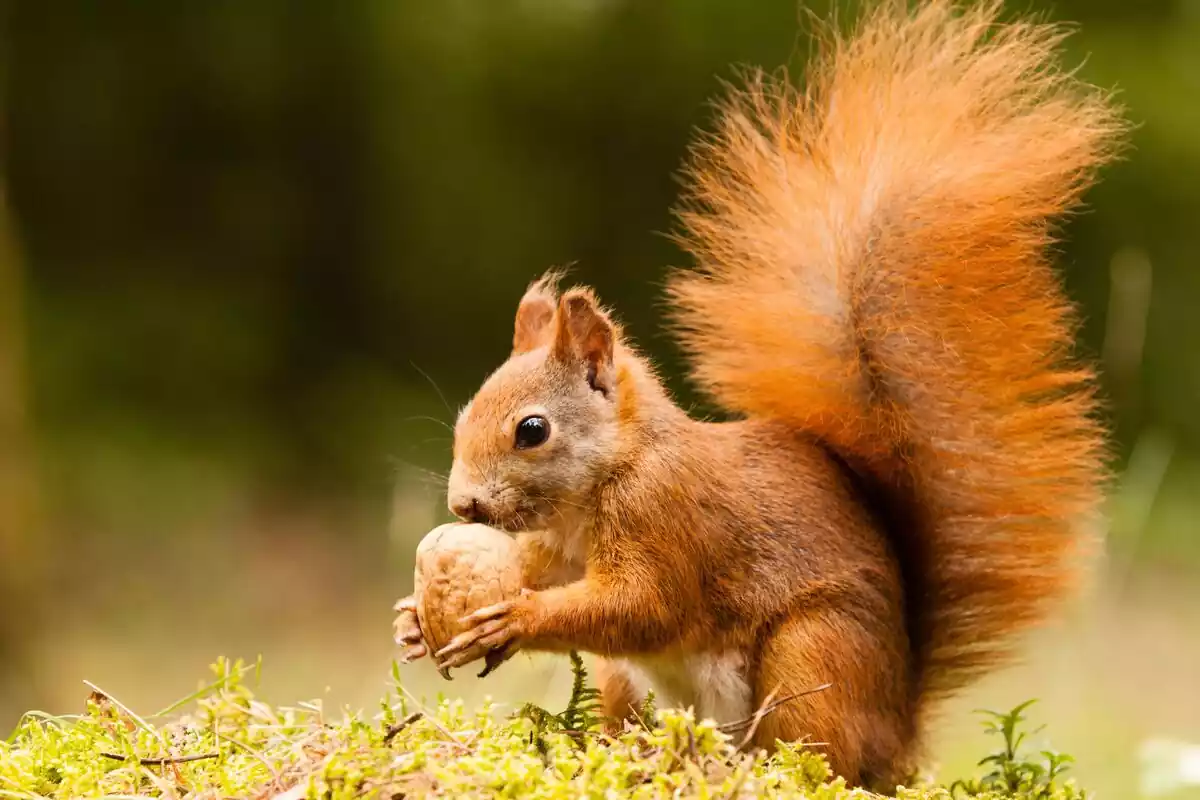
xmin=383 ymin=711 xmax=424 ymax=743
xmin=718 ymin=682 xmax=833 ymax=749
xmin=100 ymin=752 xmax=219 ymax=766
xmin=732 ymin=686 xmax=779 ymax=750
xmin=719 ymin=682 xmax=832 ymax=732
xmin=628 ymin=698 xmax=652 ymax=733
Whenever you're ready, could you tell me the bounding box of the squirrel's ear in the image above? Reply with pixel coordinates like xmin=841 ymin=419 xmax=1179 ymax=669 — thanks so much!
xmin=552 ymin=288 xmax=615 ymax=396
xmin=512 ymin=273 xmax=561 ymax=355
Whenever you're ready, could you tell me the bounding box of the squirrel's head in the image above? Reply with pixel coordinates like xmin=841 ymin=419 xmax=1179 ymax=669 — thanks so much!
xmin=447 ymin=274 xmax=626 ymax=532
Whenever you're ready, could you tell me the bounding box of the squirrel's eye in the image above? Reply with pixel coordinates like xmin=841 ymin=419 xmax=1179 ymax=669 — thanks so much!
xmin=514 ymin=415 xmax=550 ymax=449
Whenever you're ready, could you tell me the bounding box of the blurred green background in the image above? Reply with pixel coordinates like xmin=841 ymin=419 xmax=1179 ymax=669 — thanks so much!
xmin=1 ymin=1 xmax=1197 ymax=797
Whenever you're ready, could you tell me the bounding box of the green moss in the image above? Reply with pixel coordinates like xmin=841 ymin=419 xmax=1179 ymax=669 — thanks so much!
xmin=0 ymin=657 xmax=1088 ymax=799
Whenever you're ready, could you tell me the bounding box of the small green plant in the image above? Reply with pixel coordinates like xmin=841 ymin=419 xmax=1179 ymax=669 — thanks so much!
xmin=559 ymin=651 xmax=604 ymax=732
xmin=949 ymin=700 xmax=1085 ymax=800
xmin=636 ymin=687 xmax=657 ymax=729
xmin=514 ymin=650 xmax=605 ymax=756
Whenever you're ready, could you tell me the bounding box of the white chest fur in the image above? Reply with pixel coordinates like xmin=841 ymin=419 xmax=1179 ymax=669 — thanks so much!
xmin=623 ymin=650 xmax=753 ymax=726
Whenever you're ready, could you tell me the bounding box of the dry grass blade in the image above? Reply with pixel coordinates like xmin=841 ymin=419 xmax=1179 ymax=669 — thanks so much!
xmin=716 ymin=682 xmax=834 ymax=750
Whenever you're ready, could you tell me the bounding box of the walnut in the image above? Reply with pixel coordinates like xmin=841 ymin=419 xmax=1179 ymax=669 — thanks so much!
xmin=413 ymin=522 xmax=522 ymax=675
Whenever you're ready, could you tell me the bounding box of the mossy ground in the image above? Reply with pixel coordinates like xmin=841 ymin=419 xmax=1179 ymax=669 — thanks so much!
xmin=1 ymin=657 xmax=1088 ymax=799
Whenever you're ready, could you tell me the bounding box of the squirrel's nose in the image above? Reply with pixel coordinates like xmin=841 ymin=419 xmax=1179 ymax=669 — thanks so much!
xmin=450 ymin=495 xmax=486 ymax=524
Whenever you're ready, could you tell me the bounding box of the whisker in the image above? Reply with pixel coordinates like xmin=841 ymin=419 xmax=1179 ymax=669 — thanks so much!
xmin=410 ymin=361 xmax=454 ymax=418
xmin=403 ymin=415 xmax=454 ymax=434
xmin=388 ymin=457 xmax=450 ymax=488
xmin=409 ymin=473 xmax=449 ymax=489
xmin=533 ymin=494 xmax=589 ymax=511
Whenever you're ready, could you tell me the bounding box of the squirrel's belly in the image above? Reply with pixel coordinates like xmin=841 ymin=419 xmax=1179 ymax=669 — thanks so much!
xmin=622 ymin=650 xmax=752 ymax=725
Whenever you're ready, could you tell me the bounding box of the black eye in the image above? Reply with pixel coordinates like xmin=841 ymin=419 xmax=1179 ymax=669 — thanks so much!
xmin=514 ymin=415 xmax=550 ymax=449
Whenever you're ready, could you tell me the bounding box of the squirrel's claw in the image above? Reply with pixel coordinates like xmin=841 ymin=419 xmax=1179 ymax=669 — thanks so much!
xmin=459 ymin=598 xmax=520 ymax=626
xmin=393 ymin=595 xmax=429 ymax=665
xmin=478 ymin=643 xmax=518 ymax=678
xmin=435 ymin=619 xmax=511 ymax=669
xmin=396 ymin=643 xmax=427 ymax=664
xmin=433 ymin=598 xmax=528 ymax=672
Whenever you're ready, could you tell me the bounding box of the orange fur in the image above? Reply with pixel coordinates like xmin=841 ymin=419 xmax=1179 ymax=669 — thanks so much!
xmin=428 ymin=0 xmax=1126 ymax=790
xmin=669 ymin=0 xmax=1124 ymax=704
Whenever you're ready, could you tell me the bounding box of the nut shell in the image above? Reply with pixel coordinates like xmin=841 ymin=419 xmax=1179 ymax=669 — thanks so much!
xmin=413 ymin=523 xmax=522 ymax=656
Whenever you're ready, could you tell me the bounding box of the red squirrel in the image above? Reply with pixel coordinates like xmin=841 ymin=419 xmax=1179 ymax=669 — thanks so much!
xmin=393 ymin=0 xmax=1125 ymax=788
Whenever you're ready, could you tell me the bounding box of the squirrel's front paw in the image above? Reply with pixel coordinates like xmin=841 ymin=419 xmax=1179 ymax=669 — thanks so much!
xmin=433 ymin=589 xmax=534 ymax=677
xmin=392 ymin=595 xmax=428 ymax=663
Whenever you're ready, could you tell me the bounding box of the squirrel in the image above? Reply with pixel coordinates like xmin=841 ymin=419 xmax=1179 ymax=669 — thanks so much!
xmin=392 ymin=0 xmax=1126 ymax=789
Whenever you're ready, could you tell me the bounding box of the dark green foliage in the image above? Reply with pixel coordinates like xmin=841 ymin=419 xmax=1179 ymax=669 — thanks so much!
xmin=5 ymin=0 xmax=1197 ymax=547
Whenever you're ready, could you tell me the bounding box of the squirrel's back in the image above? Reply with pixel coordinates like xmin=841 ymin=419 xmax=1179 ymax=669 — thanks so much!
xmin=667 ymin=0 xmax=1125 ymax=710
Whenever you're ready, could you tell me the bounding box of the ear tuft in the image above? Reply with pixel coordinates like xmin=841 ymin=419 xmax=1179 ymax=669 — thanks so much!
xmin=553 ymin=287 xmax=616 ymax=396
xmin=512 ymin=270 xmax=566 ymax=355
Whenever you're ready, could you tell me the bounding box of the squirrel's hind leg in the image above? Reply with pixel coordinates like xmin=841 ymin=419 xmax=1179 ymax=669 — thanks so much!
xmin=594 ymin=657 xmax=647 ymax=733
xmin=752 ymin=606 xmax=915 ymax=790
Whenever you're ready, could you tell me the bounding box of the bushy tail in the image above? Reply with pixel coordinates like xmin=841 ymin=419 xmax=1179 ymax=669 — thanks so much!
xmin=668 ymin=0 xmax=1125 ymax=706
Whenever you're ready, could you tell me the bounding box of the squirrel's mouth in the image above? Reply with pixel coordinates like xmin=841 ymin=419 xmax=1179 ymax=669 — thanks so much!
xmin=485 ymin=497 xmax=556 ymax=534
xmin=451 ymin=490 xmax=562 ymax=533
xmin=491 ymin=504 xmax=541 ymax=533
